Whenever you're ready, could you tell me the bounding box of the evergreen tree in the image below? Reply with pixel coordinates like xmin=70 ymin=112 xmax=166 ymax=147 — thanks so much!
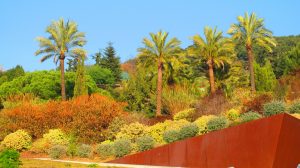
xmin=73 ymin=49 xmax=88 ymax=97
xmin=254 ymin=60 xmax=277 ymax=92
xmin=92 ymin=51 xmax=102 ymax=66
xmin=101 ymin=42 xmax=122 ymax=82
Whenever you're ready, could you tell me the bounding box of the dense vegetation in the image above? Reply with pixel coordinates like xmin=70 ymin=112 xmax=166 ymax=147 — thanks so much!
xmin=1 ymin=12 xmax=300 ymax=162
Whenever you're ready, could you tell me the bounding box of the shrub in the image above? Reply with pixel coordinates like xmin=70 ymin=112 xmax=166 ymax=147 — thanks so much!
xmin=77 ymin=144 xmax=92 ymax=158
xmin=193 ymin=115 xmax=217 ymax=135
xmin=239 ymin=111 xmax=262 ymax=123
xmin=48 ymin=145 xmax=67 ymax=159
xmin=148 ymin=123 xmax=167 ymax=144
xmin=116 ymin=122 xmax=149 ymax=143
xmin=43 ymin=129 xmax=69 ymax=147
xmin=29 ymin=139 xmax=47 ymax=153
xmin=3 ymin=94 xmax=125 ymax=143
xmin=66 ymin=143 xmax=78 ymax=157
xmin=105 ymin=117 xmax=127 ymax=140
xmin=179 ymin=123 xmax=199 ymax=140
xmin=288 ymin=101 xmax=300 ymax=114
xmin=96 ymin=141 xmax=114 ymax=159
xmin=163 ymin=130 xmax=180 ymax=143
xmin=207 ymin=117 xmax=228 ymax=132
xmin=242 ymin=93 xmax=272 ymax=113
xmin=113 ymin=139 xmax=132 ymax=158
xmin=1 ymin=130 xmax=32 ymax=151
xmin=164 ymin=119 xmax=190 ymax=132
xmin=0 ymin=149 xmax=21 ymax=168
xmin=263 ymin=101 xmax=286 ymax=117
xmin=225 ymin=109 xmax=240 ymax=121
xmin=136 ymin=136 xmax=155 ymax=152
xmin=173 ymin=108 xmax=196 ymax=122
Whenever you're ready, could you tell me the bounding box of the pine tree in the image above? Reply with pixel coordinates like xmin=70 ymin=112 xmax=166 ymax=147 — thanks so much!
xmin=92 ymin=51 xmax=102 ymax=66
xmin=74 ymin=52 xmax=88 ymax=97
xmin=254 ymin=60 xmax=277 ymax=92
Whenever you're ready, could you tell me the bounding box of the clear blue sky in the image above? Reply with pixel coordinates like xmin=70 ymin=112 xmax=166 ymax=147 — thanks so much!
xmin=0 ymin=0 xmax=299 ymax=71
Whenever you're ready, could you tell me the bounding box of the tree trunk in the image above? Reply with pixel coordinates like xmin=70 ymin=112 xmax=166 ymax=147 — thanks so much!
xmin=246 ymin=44 xmax=256 ymax=92
xmin=207 ymin=59 xmax=216 ymax=95
xmin=156 ymin=59 xmax=163 ymax=117
xmin=60 ymin=58 xmax=66 ymax=101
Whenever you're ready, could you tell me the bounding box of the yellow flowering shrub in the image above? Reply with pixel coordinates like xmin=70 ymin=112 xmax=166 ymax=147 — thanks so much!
xmin=116 ymin=122 xmax=149 ymax=143
xmin=1 ymin=130 xmax=32 ymax=151
xmin=173 ymin=108 xmax=196 ymax=121
xmin=193 ymin=115 xmax=217 ymax=135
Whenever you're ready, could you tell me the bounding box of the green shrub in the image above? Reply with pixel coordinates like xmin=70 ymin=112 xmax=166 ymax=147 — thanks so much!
xmin=0 ymin=149 xmax=21 ymax=168
xmin=207 ymin=117 xmax=228 ymax=132
xmin=116 ymin=122 xmax=149 ymax=143
xmin=96 ymin=141 xmax=114 ymax=159
xmin=263 ymin=101 xmax=286 ymax=116
xmin=105 ymin=117 xmax=127 ymax=140
xmin=43 ymin=129 xmax=69 ymax=147
xmin=288 ymin=101 xmax=300 ymax=114
xmin=225 ymin=109 xmax=240 ymax=121
xmin=113 ymin=139 xmax=132 ymax=158
xmin=173 ymin=108 xmax=196 ymax=122
xmin=164 ymin=119 xmax=190 ymax=132
xmin=77 ymin=144 xmax=92 ymax=158
xmin=136 ymin=136 xmax=155 ymax=152
xmin=66 ymin=143 xmax=78 ymax=157
xmin=48 ymin=145 xmax=67 ymax=159
xmin=179 ymin=123 xmax=199 ymax=140
xmin=1 ymin=130 xmax=32 ymax=151
xmin=239 ymin=111 xmax=262 ymax=123
xmin=193 ymin=115 xmax=217 ymax=135
xmin=163 ymin=130 xmax=180 ymax=143
xmin=147 ymin=123 xmax=167 ymax=145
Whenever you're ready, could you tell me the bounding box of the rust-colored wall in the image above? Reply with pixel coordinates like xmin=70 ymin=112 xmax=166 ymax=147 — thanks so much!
xmin=109 ymin=114 xmax=300 ymax=168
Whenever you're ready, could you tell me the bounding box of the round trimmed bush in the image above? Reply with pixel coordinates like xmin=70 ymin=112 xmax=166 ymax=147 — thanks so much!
xmin=239 ymin=111 xmax=262 ymax=123
xmin=136 ymin=136 xmax=155 ymax=152
xmin=193 ymin=115 xmax=217 ymax=135
xmin=78 ymin=144 xmax=92 ymax=158
xmin=263 ymin=101 xmax=286 ymax=117
xmin=43 ymin=129 xmax=69 ymax=146
xmin=0 ymin=149 xmax=21 ymax=168
xmin=163 ymin=130 xmax=180 ymax=143
xmin=48 ymin=145 xmax=67 ymax=159
xmin=179 ymin=123 xmax=198 ymax=140
xmin=113 ymin=139 xmax=132 ymax=158
xmin=288 ymin=101 xmax=300 ymax=114
xmin=207 ymin=117 xmax=228 ymax=132
xmin=96 ymin=141 xmax=114 ymax=159
xmin=173 ymin=108 xmax=196 ymax=122
xmin=225 ymin=109 xmax=240 ymax=121
xmin=1 ymin=130 xmax=32 ymax=151
xmin=116 ymin=122 xmax=149 ymax=143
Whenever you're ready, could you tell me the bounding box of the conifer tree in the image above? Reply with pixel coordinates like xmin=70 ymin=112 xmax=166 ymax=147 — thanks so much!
xmin=73 ymin=49 xmax=88 ymax=97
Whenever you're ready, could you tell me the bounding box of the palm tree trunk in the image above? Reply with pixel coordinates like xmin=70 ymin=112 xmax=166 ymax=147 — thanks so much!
xmin=156 ymin=59 xmax=163 ymax=116
xmin=246 ymin=44 xmax=256 ymax=92
xmin=208 ymin=59 xmax=216 ymax=95
xmin=60 ymin=58 xmax=66 ymax=101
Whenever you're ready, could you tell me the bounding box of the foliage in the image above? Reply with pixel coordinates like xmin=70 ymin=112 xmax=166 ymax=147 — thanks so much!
xmin=136 ymin=136 xmax=155 ymax=152
xmin=74 ymin=50 xmax=88 ymax=97
xmin=96 ymin=141 xmax=114 ymax=159
xmin=254 ymin=60 xmax=277 ymax=92
xmin=239 ymin=111 xmax=262 ymax=123
xmin=0 ymin=65 xmax=25 ymax=86
xmin=1 ymin=130 xmax=32 ymax=151
xmin=105 ymin=117 xmax=127 ymax=140
xmin=173 ymin=108 xmax=196 ymax=122
xmin=225 ymin=109 xmax=240 ymax=121
xmin=163 ymin=130 xmax=180 ymax=143
xmin=193 ymin=115 xmax=217 ymax=135
xmin=178 ymin=123 xmax=198 ymax=140
xmin=48 ymin=145 xmax=67 ymax=159
xmin=147 ymin=123 xmax=167 ymax=144
xmin=207 ymin=116 xmax=229 ymax=132
xmin=77 ymin=144 xmax=92 ymax=158
xmin=113 ymin=139 xmax=132 ymax=158
xmin=288 ymin=101 xmax=300 ymax=114
xmin=0 ymin=149 xmax=21 ymax=168
xmin=242 ymin=93 xmax=273 ymax=113
xmin=116 ymin=122 xmax=149 ymax=143
xmin=43 ymin=129 xmax=69 ymax=147
xmin=2 ymin=94 xmax=124 ymax=142
xmin=86 ymin=65 xmax=115 ymax=85
xmin=263 ymin=101 xmax=286 ymax=117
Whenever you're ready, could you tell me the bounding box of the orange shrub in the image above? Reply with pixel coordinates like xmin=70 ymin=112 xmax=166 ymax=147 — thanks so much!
xmin=3 ymin=94 xmax=125 ymax=143
xmin=242 ymin=93 xmax=273 ymax=114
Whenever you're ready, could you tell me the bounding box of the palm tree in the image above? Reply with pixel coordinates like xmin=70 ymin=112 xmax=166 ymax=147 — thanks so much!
xmin=189 ymin=26 xmax=234 ymax=95
xmin=35 ymin=18 xmax=86 ymax=100
xmin=138 ymin=31 xmax=181 ymax=116
xmin=228 ymin=12 xmax=276 ymax=92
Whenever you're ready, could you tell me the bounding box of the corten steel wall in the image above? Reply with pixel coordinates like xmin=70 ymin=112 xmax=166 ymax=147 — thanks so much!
xmin=109 ymin=114 xmax=300 ymax=168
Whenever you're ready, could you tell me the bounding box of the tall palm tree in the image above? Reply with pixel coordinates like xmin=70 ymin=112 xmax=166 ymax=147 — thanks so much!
xmin=228 ymin=12 xmax=276 ymax=92
xmin=138 ymin=31 xmax=181 ymax=116
xmin=189 ymin=26 xmax=234 ymax=95
xmin=35 ymin=18 xmax=86 ymax=100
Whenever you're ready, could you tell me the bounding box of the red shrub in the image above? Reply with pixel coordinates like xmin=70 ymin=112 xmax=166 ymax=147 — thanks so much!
xmin=3 ymin=94 xmax=125 ymax=143
xmin=242 ymin=93 xmax=273 ymax=114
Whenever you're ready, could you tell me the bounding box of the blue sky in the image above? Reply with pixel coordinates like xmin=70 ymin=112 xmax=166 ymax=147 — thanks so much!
xmin=0 ymin=0 xmax=299 ymax=71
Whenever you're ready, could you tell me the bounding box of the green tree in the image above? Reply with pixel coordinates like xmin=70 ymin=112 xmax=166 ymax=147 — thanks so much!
xmin=137 ymin=31 xmax=181 ymax=116
xmin=0 ymin=65 xmax=25 ymax=86
xmin=86 ymin=65 xmax=115 ymax=85
xmin=73 ymin=49 xmax=88 ymax=97
xmin=92 ymin=51 xmax=102 ymax=66
xmin=254 ymin=60 xmax=277 ymax=92
xmin=228 ymin=12 xmax=276 ymax=92
xmin=189 ymin=27 xmax=234 ymax=95
xmin=35 ymin=18 xmax=86 ymax=100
